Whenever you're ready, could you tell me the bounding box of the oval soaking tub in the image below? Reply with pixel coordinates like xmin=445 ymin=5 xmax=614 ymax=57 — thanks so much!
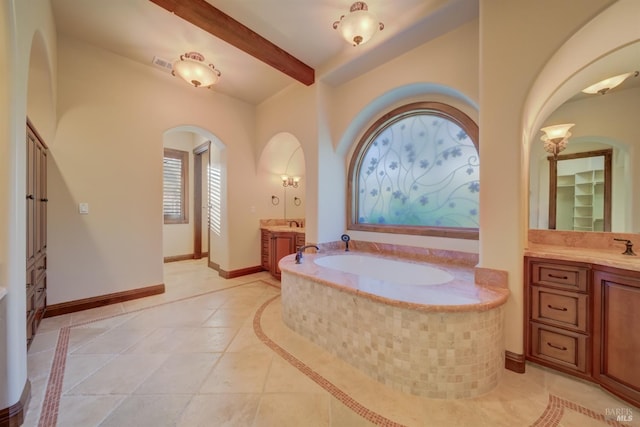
xmin=279 ymin=250 xmax=508 ymax=399
xmin=314 ymin=254 xmax=454 ymax=286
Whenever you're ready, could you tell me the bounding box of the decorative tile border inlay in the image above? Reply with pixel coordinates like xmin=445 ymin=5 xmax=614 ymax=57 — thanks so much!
xmin=530 ymin=394 xmax=631 ymax=427
xmin=38 ymin=327 xmax=69 ymax=427
xmin=254 ymin=295 xmax=407 ymax=427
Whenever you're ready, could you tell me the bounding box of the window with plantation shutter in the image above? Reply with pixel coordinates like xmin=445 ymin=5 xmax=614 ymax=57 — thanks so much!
xmin=163 ymin=148 xmax=189 ymax=224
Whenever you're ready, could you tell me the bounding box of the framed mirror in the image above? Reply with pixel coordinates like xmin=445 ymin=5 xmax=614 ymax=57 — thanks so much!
xmin=548 ymin=149 xmax=612 ymax=231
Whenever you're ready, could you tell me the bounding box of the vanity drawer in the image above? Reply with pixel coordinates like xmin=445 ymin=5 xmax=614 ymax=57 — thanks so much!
xmin=531 ymin=285 xmax=588 ymax=332
xmin=530 ymin=323 xmax=588 ymax=373
xmin=531 ymin=262 xmax=589 ymax=292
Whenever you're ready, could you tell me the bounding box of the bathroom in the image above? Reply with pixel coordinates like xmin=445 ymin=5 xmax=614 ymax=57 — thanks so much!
xmin=3 ymin=0 xmax=640 ymax=425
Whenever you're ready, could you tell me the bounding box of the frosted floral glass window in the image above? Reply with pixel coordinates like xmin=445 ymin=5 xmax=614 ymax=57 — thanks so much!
xmin=349 ymin=102 xmax=479 ymax=238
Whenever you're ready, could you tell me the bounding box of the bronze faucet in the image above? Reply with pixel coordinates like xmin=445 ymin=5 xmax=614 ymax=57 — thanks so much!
xmin=295 ymin=245 xmax=319 ymax=264
xmin=614 ymin=238 xmax=636 ymax=256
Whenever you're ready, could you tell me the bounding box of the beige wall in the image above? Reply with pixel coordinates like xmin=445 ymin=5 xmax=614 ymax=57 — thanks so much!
xmin=48 ymin=35 xmax=257 ymax=303
xmin=1 ymin=0 xmax=58 ymax=410
xmin=479 ymin=0 xmax=620 ymax=355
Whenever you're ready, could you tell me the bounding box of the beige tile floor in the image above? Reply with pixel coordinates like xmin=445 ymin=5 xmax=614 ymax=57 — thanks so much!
xmin=24 ymin=259 xmax=639 ymax=426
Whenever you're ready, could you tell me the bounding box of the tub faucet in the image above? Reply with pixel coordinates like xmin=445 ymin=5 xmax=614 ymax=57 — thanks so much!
xmin=288 ymin=220 xmax=300 ymax=228
xmin=341 ymin=234 xmax=351 ymax=251
xmin=295 ymin=245 xmax=319 ymax=264
xmin=614 ymin=238 xmax=636 ymax=256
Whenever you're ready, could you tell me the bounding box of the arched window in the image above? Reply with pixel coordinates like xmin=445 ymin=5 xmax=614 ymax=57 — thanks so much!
xmin=348 ymin=102 xmax=479 ymax=239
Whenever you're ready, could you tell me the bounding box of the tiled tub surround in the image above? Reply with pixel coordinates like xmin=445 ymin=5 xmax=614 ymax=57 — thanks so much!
xmin=280 ymin=249 xmax=509 ymax=399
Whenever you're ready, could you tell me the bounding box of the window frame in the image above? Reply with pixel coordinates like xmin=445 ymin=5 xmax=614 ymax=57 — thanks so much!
xmin=163 ymin=148 xmax=189 ymax=224
xmin=347 ymin=101 xmax=479 ymax=240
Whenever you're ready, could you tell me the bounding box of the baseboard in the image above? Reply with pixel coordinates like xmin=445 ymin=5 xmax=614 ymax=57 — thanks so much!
xmin=505 ymin=350 xmax=526 ymax=373
xmin=207 ymin=260 xmax=262 ymax=279
xmin=0 ymin=380 xmax=30 ymax=427
xmin=44 ymin=283 xmax=165 ymax=318
xmin=219 ymin=265 xmax=263 ymax=279
xmin=164 ymin=252 xmax=208 ymax=263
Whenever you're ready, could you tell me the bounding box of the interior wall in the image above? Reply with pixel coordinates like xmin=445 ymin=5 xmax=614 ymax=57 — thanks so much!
xmin=1 ymin=0 xmax=58 ymax=410
xmin=256 ymin=133 xmax=305 ymax=224
xmin=479 ymin=0 xmax=618 ymax=356
xmin=256 ymin=19 xmax=481 ymax=249
xmin=48 ymin=34 xmax=256 ymax=304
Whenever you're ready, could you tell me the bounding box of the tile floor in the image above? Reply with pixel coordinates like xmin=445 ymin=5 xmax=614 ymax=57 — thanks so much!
xmin=24 ymin=259 xmax=638 ymax=426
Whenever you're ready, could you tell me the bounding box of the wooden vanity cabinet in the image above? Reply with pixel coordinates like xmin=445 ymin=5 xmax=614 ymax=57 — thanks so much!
xmin=260 ymin=228 xmax=305 ymax=279
xmin=525 ymin=258 xmax=591 ymax=378
xmin=593 ymin=267 xmax=640 ymax=407
xmin=525 ymin=257 xmax=640 ymax=407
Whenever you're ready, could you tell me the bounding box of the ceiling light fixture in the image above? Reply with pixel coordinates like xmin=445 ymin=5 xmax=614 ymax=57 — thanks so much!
xmin=581 ymin=71 xmax=638 ymax=95
xmin=172 ymin=52 xmax=221 ymax=88
xmin=333 ymin=2 xmax=384 ymax=47
xmin=540 ymin=123 xmax=575 ymax=158
xmin=281 ymin=175 xmax=300 ymax=188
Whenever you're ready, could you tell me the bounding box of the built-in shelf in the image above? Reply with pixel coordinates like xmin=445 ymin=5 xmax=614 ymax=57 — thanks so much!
xmin=557 ymin=169 xmax=604 ymax=232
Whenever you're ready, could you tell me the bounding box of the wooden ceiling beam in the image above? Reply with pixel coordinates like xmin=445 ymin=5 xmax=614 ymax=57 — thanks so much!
xmin=149 ymin=0 xmax=315 ymax=86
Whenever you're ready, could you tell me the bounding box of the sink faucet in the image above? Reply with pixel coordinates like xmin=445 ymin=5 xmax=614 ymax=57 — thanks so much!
xmin=614 ymin=238 xmax=636 ymax=256
xmin=288 ymin=220 xmax=300 ymax=228
xmin=295 ymin=245 xmax=319 ymax=264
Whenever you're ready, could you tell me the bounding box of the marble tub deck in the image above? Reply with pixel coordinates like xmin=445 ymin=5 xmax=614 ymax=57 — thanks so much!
xmin=279 ymin=249 xmax=509 ymax=312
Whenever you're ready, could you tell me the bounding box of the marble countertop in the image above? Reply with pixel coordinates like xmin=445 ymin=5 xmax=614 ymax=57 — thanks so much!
xmin=525 ymin=243 xmax=640 ymax=272
xmin=261 ymin=226 xmax=305 ymax=233
xmin=279 ymin=250 xmax=509 ymax=313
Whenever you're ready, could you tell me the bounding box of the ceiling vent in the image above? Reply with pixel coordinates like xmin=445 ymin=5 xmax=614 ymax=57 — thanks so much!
xmin=152 ymin=56 xmax=173 ymax=72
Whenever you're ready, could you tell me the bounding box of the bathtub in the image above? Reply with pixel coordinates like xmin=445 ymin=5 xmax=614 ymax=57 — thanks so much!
xmin=279 ymin=250 xmax=508 ymax=399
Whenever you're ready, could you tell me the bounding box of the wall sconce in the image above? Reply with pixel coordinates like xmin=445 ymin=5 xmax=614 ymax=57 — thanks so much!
xmin=172 ymin=52 xmax=221 ymax=88
xmin=581 ymin=71 xmax=638 ymax=95
xmin=333 ymin=2 xmax=384 ymax=46
xmin=281 ymin=175 xmax=300 ymax=188
xmin=540 ymin=123 xmax=575 ymax=158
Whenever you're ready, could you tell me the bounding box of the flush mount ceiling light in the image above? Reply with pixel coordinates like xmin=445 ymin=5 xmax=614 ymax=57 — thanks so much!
xmin=333 ymin=2 xmax=384 ymax=47
xmin=540 ymin=123 xmax=575 ymax=158
xmin=172 ymin=52 xmax=221 ymax=88
xmin=581 ymin=71 xmax=639 ymax=95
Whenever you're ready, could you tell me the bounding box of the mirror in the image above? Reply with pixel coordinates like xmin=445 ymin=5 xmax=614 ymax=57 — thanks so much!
xmin=529 ymin=45 xmax=639 ymax=233
xmin=548 ymin=149 xmax=611 ymax=231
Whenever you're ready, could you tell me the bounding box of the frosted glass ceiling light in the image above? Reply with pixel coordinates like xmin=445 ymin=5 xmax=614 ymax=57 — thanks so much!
xmin=581 ymin=71 xmax=638 ymax=95
xmin=172 ymin=52 xmax=221 ymax=88
xmin=540 ymin=123 xmax=575 ymax=158
xmin=333 ymin=2 xmax=384 ymax=47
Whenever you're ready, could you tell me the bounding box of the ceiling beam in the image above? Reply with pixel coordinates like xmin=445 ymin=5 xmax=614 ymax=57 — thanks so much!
xmin=149 ymin=0 xmax=315 ymax=86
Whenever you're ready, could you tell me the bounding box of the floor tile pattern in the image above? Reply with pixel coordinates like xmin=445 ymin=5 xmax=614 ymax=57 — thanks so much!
xmin=23 ymin=260 xmax=639 ymax=426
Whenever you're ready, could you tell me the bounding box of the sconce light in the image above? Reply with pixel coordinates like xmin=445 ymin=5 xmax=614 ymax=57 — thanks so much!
xmin=581 ymin=71 xmax=638 ymax=95
xmin=333 ymin=2 xmax=384 ymax=46
xmin=172 ymin=52 xmax=221 ymax=88
xmin=281 ymin=175 xmax=300 ymax=188
xmin=540 ymin=123 xmax=575 ymax=158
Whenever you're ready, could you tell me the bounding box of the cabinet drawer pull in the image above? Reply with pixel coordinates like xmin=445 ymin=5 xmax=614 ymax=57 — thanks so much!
xmin=547 ymin=273 xmax=568 ymax=280
xmin=547 ymin=304 xmax=568 ymax=312
xmin=547 ymin=342 xmax=567 ymax=351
